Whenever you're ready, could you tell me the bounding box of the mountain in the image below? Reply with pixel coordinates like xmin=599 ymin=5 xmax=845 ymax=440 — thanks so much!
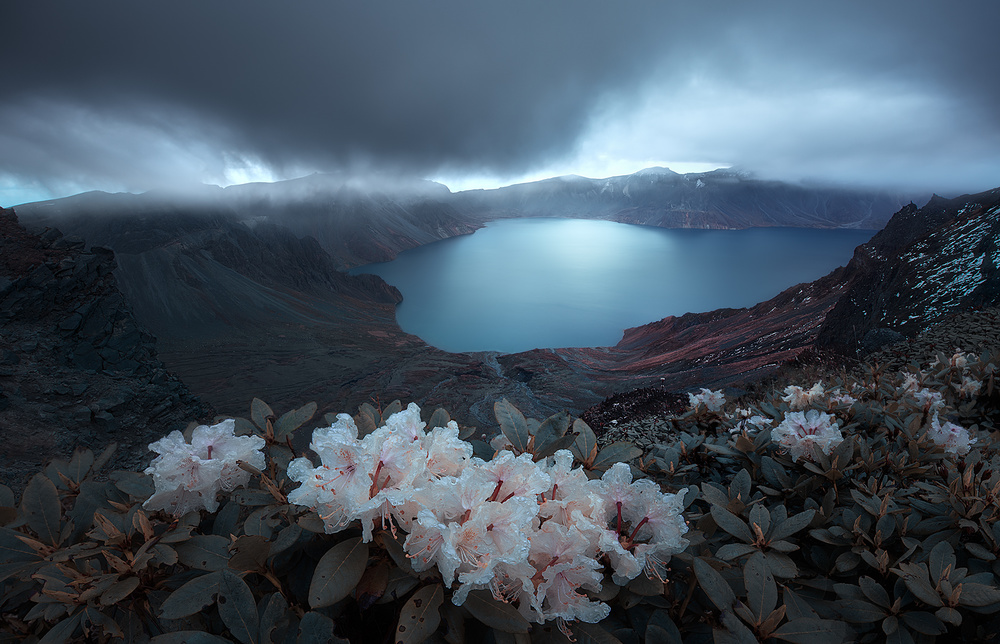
xmin=0 ymin=208 xmax=210 ymax=490
xmin=815 ymin=188 xmax=1000 ymax=354
xmin=5 ymin=169 xmax=948 ymax=434
xmin=452 ymin=168 xmax=911 ymax=230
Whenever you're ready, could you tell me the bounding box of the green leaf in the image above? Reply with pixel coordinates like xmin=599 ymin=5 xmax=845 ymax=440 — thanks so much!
xmin=573 ymin=622 xmax=623 ymax=644
xmin=745 ymin=552 xmax=777 ymax=624
xmin=900 ymin=611 xmax=946 ymax=635
xmin=428 ymin=408 xmax=451 ymax=429
xmin=534 ymin=411 xmax=571 ymax=453
xmin=627 ymin=573 xmax=663 ymax=596
xmin=463 ymin=589 xmax=530 ymax=633
xmin=592 ymin=442 xmax=643 ymax=470
xmin=716 ymin=610 xmax=758 ymax=644
xmin=748 ymin=504 xmax=770 ymax=538
xmin=355 ymin=403 xmax=380 ymax=437
xmin=859 ymin=576 xmax=890 ymax=609
xmin=275 ymin=402 xmax=317 ymax=440
xmin=935 ymin=606 xmax=962 ymax=626
xmin=69 ymin=480 xmax=112 ymax=542
xmin=159 ymin=571 xmax=222 ymax=619
xmin=176 ymin=535 xmax=231 ymax=571
xmin=533 ymin=434 xmax=579 ymax=461
xmin=928 ymin=541 xmax=955 ymax=583
xmin=38 ymin=613 xmax=82 ymax=644
xmin=380 ymin=400 xmax=403 ymax=424
xmin=772 ymin=618 xmax=849 ymax=643
xmin=693 ymin=557 xmax=735 ymax=612
xmin=20 ymin=473 xmax=61 ymax=546
xmin=298 ymin=611 xmax=348 ymax=644
xmin=67 ymin=448 xmax=95 ymax=486
xmin=837 ymin=599 xmax=888 ymax=623
xmin=769 ymin=509 xmax=815 ymax=541
xmin=91 ymin=442 xmax=117 ymax=475
xmin=494 ymin=399 xmax=530 ymax=454
xmin=893 ymin=562 xmax=942 ymax=607
xmin=251 ymin=398 xmax=274 ymax=430
xmin=309 ymin=537 xmax=369 ymax=609
xmin=258 ymin=592 xmax=290 ymax=644
xmin=570 ymin=418 xmax=598 ymax=464
xmin=711 ymin=505 xmax=753 ymax=543
xmin=100 ymin=576 xmax=140 ymax=606
xmin=111 ymin=470 xmax=154 ymax=499
xmin=957 ymin=582 xmax=1000 ymax=607
xmin=151 ymin=633 xmax=232 ymax=644
xmin=645 ymin=609 xmax=682 ymax=644
xmin=782 ymin=587 xmax=819 ymax=621
xmin=395 ymin=583 xmax=444 ymax=644
xmin=716 ymin=543 xmax=758 ymax=560
xmin=218 ymin=569 xmax=259 ymax=644
xmin=0 ymin=526 xmax=41 ymax=563
xmin=228 ymin=535 xmax=271 ymax=573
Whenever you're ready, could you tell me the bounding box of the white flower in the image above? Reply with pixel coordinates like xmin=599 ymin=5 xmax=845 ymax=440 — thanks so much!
xmin=771 ymin=410 xmax=843 ymax=462
xmin=927 ymin=413 xmax=976 ymax=456
xmin=913 ymin=387 xmax=944 ymax=411
xmin=899 ymin=372 xmax=922 ymax=394
xmin=688 ymin=388 xmax=725 ymax=412
xmin=828 ymin=391 xmax=857 ymax=407
xmin=781 ymin=382 xmax=825 ymax=410
xmin=954 ymin=376 xmax=982 ymax=399
xmin=732 ymin=415 xmax=773 ymax=434
xmin=144 ymin=419 xmax=265 ymax=515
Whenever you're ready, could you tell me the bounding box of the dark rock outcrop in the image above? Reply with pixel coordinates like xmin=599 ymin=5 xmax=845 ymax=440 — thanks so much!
xmin=0 ymin=207 xmax=211 ymax=492
xmin=816 ymin=188 xmax=1000 ymax=355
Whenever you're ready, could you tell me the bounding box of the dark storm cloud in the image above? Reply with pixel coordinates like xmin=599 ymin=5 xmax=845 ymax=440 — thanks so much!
xmin=2 ymin=1 xmax=1000 ymax=203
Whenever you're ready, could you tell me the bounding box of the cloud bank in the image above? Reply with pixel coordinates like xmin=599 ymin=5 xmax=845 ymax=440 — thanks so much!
xmin=3 ymin=1 xmax=999 ymax=204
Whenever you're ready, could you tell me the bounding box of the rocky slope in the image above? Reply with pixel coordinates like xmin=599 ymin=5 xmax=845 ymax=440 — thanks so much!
xmin=815 ymin=189 xmax=1000 ymax=354
xmin=8 ymin=178 xmax=989 ymax=438
xmin=0 ymin=208 xmax=211 ymax=492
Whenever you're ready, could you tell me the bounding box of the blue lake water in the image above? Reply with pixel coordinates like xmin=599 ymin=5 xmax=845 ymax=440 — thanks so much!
xmin=350 ymin=218 xmax=873 ymax=353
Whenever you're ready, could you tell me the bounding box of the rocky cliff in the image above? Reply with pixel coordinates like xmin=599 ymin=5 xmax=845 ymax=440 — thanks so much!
xmin=815 ymin=188 xmax=1000 ymax=354
xmin=0 ymin=207 xmax=211 ymax=491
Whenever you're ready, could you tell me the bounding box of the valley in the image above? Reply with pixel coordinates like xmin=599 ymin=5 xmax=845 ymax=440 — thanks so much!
xmin=10 ymin=169 xmax=989 ymax=440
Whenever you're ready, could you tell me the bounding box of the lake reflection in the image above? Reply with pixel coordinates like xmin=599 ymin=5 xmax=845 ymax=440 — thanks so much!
xmin=350 ymin=219 xmax=873 ymax=353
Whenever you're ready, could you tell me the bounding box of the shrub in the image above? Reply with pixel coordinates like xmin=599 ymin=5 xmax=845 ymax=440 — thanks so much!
xmin=2 ymin=349 xmax=999 ymax=643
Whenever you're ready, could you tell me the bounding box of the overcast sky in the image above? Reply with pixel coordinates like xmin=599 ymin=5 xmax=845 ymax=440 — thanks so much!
xmin=3 ymin=1 xmax=999 ymax=205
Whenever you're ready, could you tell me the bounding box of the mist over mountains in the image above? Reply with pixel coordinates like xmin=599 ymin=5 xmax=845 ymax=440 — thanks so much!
xmin=7 ymin=167 xmax=987 ymax=456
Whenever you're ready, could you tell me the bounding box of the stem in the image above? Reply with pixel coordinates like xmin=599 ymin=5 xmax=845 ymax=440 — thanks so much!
xmin=616 ymin=501 xmax=623 ymax=534
xmin=488 ymin=479 xmax=504 ymax=502
xmin=629 ymin=517 xmax=649 ymax=542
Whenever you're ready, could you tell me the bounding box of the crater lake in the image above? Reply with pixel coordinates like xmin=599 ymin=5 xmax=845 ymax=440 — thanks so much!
xmin=350 ymin=218 xmax=874 ymax=353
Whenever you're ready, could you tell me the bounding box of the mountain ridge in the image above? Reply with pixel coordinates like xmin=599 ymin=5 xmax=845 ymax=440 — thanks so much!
xmin=6 ymin=173 xmax=987 ymax=433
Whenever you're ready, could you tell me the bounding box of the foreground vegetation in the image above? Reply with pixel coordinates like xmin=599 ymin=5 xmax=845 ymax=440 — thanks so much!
xmin=2 ymin=347 xmax=1000 ymax=643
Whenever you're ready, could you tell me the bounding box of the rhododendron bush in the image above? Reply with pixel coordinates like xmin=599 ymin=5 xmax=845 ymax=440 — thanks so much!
xmin=3 ymin=349 xmax=1000 ymax=643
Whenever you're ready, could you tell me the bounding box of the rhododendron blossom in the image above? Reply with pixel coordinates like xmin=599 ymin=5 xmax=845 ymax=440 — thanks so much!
xmin=782 ymin=382 xmax=825 ymax=410
xmin=144 ymin=419 xmax=265 ymax=515
xmin=281 ymin=403 xmax=690 ymax=629
xmin=927 ymin=413 xmax=976 ymax=456
xmin=688 ymin=388 xmax=725 ymax=411
xmin=771 ymin=410 xmax=843 ymax=461
xmin=913 ymin=387 xmax=945 ymax=411
xmin=954 ymin=376 xmax=982 ymax=399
